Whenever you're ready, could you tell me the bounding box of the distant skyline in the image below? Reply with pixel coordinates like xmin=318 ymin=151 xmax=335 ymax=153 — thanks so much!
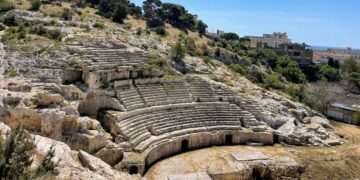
xmin=132 ymin=0 xmax=360 ymax=49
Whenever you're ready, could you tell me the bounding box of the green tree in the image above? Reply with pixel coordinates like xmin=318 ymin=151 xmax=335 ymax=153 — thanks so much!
xmin=320 ymin=65 xmax=340 ymax=81
xmin=29 ymin=0 xmax=41 ymax=11
xmin=113 ymin=3 xmax=128 ymax=23
xmin=327 ymin=57 xmax=340 ymax=69
xmin=0 ymin=127 xmax=35 ymax=179
xmin=128 ymin=3 xmax=142 ymax=18
xmin=220 ymin=32 xmax=239 ymax=41
xmin=344 ymin=72 xmax=360 ymax=94
xmin=276 ymin=56 xmax=306 ymax=84
xmin=143 ymin=0 xmax=164 ymax=28
xmin=342 ymin=58 xmax=360 ymax=73
xmin=170 ymin=41 xmax=186 ymax=62
xmin=0 ymin=127 xmax=58 ymax=179
xmin=196 ymin=20 xmax=207 ymax=37
xmin=98 ymin=0 xmax=116 ymax=18
xmin=302 ymin=63 xmax=321 ymax=82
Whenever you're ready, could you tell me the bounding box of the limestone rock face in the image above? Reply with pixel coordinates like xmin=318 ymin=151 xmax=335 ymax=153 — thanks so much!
xmin=33 ymin=135 xmax=137 ymax=180
xmin=95 ymin=143 xmax=124 ymax=166
xmin=78 ymin=95 xmax=124 ymax=117
xmin=36 ymin=93 xmax=64 ymax=107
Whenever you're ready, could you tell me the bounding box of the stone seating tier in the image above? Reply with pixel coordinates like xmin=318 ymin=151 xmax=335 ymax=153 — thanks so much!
xmin=105 ymin=102 xmax=250 ymax=151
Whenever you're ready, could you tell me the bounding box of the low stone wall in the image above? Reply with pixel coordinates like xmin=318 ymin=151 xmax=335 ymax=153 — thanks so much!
xmin=121 ymin=131 xmax=273 ymax=175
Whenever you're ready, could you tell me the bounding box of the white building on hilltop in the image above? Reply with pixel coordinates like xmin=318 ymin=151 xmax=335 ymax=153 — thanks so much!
xmin=246 ymin=32 xmax=292 ymax=48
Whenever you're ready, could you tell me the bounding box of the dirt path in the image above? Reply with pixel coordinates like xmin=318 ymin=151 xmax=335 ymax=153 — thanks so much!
xmin=145 ymin=121 xmax=360 ymax=180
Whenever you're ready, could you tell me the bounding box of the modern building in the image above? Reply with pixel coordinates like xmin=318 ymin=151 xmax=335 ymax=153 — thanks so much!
xmin=246 ymin=32 xmax=292 ymax=48
xmin=276 ymin=43 xmax=314 ymax=65
xmin=327 ymin=94 xmax=360 ymax=125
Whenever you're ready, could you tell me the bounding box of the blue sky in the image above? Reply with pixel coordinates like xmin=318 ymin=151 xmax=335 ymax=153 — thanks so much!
xmin=132 ymin=0 xmax=360 ymax=49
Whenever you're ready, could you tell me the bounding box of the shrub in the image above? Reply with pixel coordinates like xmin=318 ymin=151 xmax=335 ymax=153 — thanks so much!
xmin=195 ymin=20 xmax=207 ymax=36
xmin=146 ymin=17 xmax=164 ymax=28
xmin=148 ymin=54 xmax=167 ymax=68
xmin=93 ymin=22 xmax=105 ymax=29
xmin=0 ymin=127 xmax=35 ymax=179
xmin=29 ymin=0 xmax=41 ymax=11
xmin=46 ymin=28 xmax=62 ymax=41
xmin=113 ymin=3 xmax=128 ymax=23
xmin=3 ymin=68 xmax=18 ymax=77
xmin=184 ymin=36 xmax=196 ymax=56
xmin=30 ymin=25 xmax=63 ymax=41
xmin=2 ymin=14 xmax=18 ymax=27
xmin=203 ymin=56 xmax=212 ymax=64
xmin=0 ymin=127 xmax=58 ymax=179
xmin=170 ymin=41 xmax=186 ymax=62
xmin=62 ymin=8 xmax=73 ymax=21
xmin=98 ymin=0 xmax=115 ymax=18
xmin=319 ymin=65 xmax=340 ymax=81
xmin=0 ymin=24 xmax=5 ymax=31
xmin=285 ymin=85 xmax=304 ymax=101
xmin=264 ymin=73 xmax=284 ymax=90
xmin=136 ymin=27 xmax=142 ymax=35
xmin=276 ymin=56 xmax=306 ymax=84
xmin=220 ymin=32 xmax=239 ymax=41
xmin=17 ymin=24 xmax=27 ymax=39
xmin=35 ymin=145 xmax=59 ymax=177
xmin=0 ymin=0 xmax=14 ymax=13
xmin=229 ymin=63 xmax=246 ymax=75
xmin=152 ymin=26 xmax=167 ymax=36
xmin=215 ymin=48 xmax=221 ymax=57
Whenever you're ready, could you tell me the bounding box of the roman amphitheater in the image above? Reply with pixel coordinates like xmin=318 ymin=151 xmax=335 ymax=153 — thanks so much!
xmin=0 ymin=8 xmax=345 ymax=180
xmin=1 ymin=40 xmax=342 ymax=179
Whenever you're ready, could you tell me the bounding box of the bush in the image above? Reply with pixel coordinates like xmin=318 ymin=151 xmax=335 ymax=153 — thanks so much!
xmin=0 ymin=127 xmax=58 ymax=179
xmin=276 ymin=56 xmax=306 ymax=84
xmin=215 ymin=48 xmax=221 ymax=57
xmin=0 ymin=0 xmax=14 ymax=13
xmin=2 ymin=14 xmax=18 ymax=27
xmin=0 ymin=127 xmax=35 ymax=179
xmin=203 ymin=56 xmax=213 ymax=64
xmin=30 ymin=25 xmax=63 ymax=41
xmin=229 ymin=63 xmax=246 ymax=75
xmin=221 ymin=32 xmax=239 ymax=41
xmin=183 ymin=36 xmax=196 ymax=55
xmin=285 ymin=85 xmax=304 ymax=101
xmin=46 ymin=28 xmax=62 ymax=41
xmin=136 ymin=27 xmax=142 ymax=35
xmin=148 ymin=54 xmax=167 ymax=68
xmin=264 ymin=73 xmax=284 ymax=90
xmin=93 ymin=22 xmax=105 ymax=29
xmin=0 ymin=24 xmax=5 ymax=31
xmin=152 ymin=26 xmax=167 ymax=36
xmin=170 ymin=41 xmax=186 ymax=62
xmin=146 ymin=17 xmax=164 ymax=28
xmin=29 ymin=0 xmax=41 ymax=11
xmin=195 ymin=20 xmax=207 ymax=36
xmin=98 ymin=0 xmax=115 ymax=18
xmin=62 ymin=8 xmax=73 ymax=21
xmin=113 ymin=3 xmax=128 ymax=23
xmin=320 ymin=65 xmax=340 ymax=81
